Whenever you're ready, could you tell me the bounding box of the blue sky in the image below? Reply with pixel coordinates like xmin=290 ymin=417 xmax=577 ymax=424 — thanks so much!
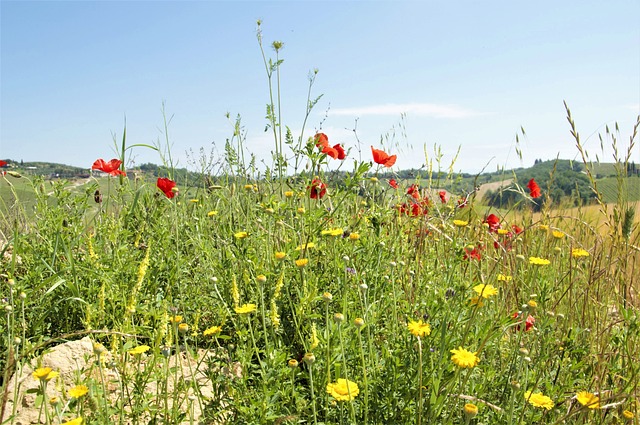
xmin=1 ymin=0 xmax=639 ymax=173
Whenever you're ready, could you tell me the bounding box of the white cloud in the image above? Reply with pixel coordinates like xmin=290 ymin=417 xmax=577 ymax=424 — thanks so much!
xmin=330 ymin=103 xmax=482 ymax=119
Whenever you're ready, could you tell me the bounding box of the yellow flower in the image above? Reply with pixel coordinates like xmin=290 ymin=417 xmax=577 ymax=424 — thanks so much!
xmin=310 ymin=323 xmax=319 ymax=349
xmin=572 ymin=248 xmax=590 ymax=258
xmin=190 ymin=199 xmax=199 ymax=203
xmin=235 ymin=303 xmax=257 ymax=314
xmin=453 ymin=219 xmax=468 ymax=227
xmin=297 ymin=207 xmax=306 ymax=214
xmin=321 ymin=228 xmax=343 ymax=237
xmin=370 ymin=177 xmax=379 ymax=182
xmin=49 ymin=396 xmax=61 ymax=406
xmin=529 ymin=257 xmax=551 ymax=266
xmin=469 ymin=296 xmax=484 ymax=307
xmin=170 ymin=315 xmax=183 ymax=323
xmin=524 ymin=390 xmax=554 ymax=410
xmin=450 ymin=347 xmax=480 ymax=368
xmin=68 ymin=384 xmax=89 ymax=399
xmin=407 ymin=320 xmax=431 ymax=337
xmin=295 ymin=258 xmax=309 ymax=268
xmin=257 ymin=274 xmax=267 ymax=283
xmin=62 ymin=418 xmax=83 ymax=425
xmin=244 ymin=184 xmax=253 ymax=190
xmin=322 ymin=292 xmax=333 ymax=302
xmin=473 ymin=284 xmax=498 ymax=298
xmin=207 ymin=210 xmax=218 ymax=217
xmin=552 ymin=230 xmax=565 ymax=239
xmin=295 ymin=242 xmax=315 ymax=251
xmin=354 ymin=318 xmax=365 ymax=328
xmin=576 ymin=391 xmax=600 ymax=409
xmin=234 ymin=231 xmax=248 ymax=239
xmin=539 ymin=225 xmax=549 ymax=231
xmin=464 ymin=403 xmax=478 ymax=419
xmin=128 ymin=345 xmax=150 ymax=355
xmin=497 ymin=274 xmax=512 ymax=282
xmin=288 ymin=359 xmax=299 ymax=368
xmin=32 ymin=367 xmax=58 ymax=381
xmin=326 ymin=379 xmax=360 ymax=401
xmin=497 ymin=229 xmax=509 ymax=235
xmin=178 ymin=323 xmax=189 ymax=334
xmin=284 ymin=191 xmax=294 ymax=198
xmin=349 ymin=232 xmax=360 ymax=240
xmin=203 ymin=325 xmax=222 ymax=336
xmin=275 ymin=251 xmax=286 ymax=260
xmin=623 ymin=410 xmax=635 ymax=420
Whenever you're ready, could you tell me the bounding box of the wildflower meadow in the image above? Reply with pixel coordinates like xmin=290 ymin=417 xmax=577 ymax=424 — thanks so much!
xmin=1 ymin=26 xmax=639 ymax=425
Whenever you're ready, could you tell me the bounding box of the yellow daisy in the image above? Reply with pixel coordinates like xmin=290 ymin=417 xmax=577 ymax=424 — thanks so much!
xmin=576 ymin=391 xmax=600 ymax=409
xmin=68 ymin=384 xmax=89 ymax=399
xmin=326 ymin=379 xmax=360 ymax=401
xmin=524 ymin=390 xmax=554 ymax=410
xmin=472 ymin=283 xmax=498 ymax=298
xmin=203 ymin=325 xmax=222 ymax=336
xmin=450 ymin=347 xmax=480 ymax=368
xmin=572 ymin=248 xmax=590 ymax=258
xmin=407 ymin=320 xmax=431 ymax=337
xmin=529 ymin=257 xmax=551 ymax=266
xmin=128 ymin=345 xmax=150 ymax=356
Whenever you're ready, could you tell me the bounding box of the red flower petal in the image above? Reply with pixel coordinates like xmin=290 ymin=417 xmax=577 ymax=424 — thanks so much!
xmin=371 ymin=146 xmax=397 ymax=167
xmin=314 ymin=133 xmax=329 ymax=148
xmin=527 ymin=178 xmax=541 ymax=198
xmin=389 ymin=179 xmax=398 ymax=189
xmin=157 ymin=177 xmax=177 ymax=199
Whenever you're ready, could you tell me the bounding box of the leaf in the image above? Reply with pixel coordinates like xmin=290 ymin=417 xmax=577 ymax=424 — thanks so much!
xmin=45 ymin=278 xmax=66 ymax=295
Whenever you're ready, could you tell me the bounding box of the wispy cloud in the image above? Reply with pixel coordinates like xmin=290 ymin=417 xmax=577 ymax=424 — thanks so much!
xmin=330 ymin=103 xmax=482 ymax=119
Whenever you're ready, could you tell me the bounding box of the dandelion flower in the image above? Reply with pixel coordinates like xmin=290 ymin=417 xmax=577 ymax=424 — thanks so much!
xmin=170 ymin=315 xmax=183 ymax=323
xmin=275 ymin=251 xmax=286 ymax=260
xmin=326 ymin=379 xmax=360 ymax=401
xmin=284 ymin=191 xmax=294 ymax=198
xmin=295 ymin=258 xmax=309 ymax=268
xmin=128 ymin=345 xmax=150 ymax=356
xmin=473 ymin=283 xmax=498 ymax=298
xmin=234 ymin=231 xmax=248 ymax=239
xmin=623 ymin=410 xmax=635 ymax=420
xmin=62 ymin=418 xmax=83 ymax=425
xmin=497 ymin=229 xmax=510 ymax=235
xmin=349 ymin=232 xmax=360 ymax=240
xmin=407 ymin=320 xmax=431 ymax=337
xmin=295 ymin=242 xmax=315 ymax=251
xmin=32 ymin=367 xmax=58 ymax=381
xmin=469 ymin=296 xmax=485 ymax=307
xmin=450 ymin=347 xmax=480 ymax=368
xmin=572 ymin=248 xmax=589 ymax=258
xmin=68 ymin=384 xmax=89 ymax=399
xmin=235 ymin=304 xmax=257 ymax=314
xmin=453 ymin=219 xmax=468 ymax=227
xmin=207 ymin=210 xmax=218 ymax=217
xmin=529 ymin=257 xmax=551 ymax=266
xmin=524 ymin=390 xmax=554 ymax=410
xmin=552 ymin=230 xmax=565 ymax=239
xmin=576 ymin=391 xmax=600 ymax=409
xmin=539 ymin=225 xmax=549 ymax=231
xmin=203 ymin=326 xmax=222 ymax=336
xmin=321 ymin=228 xmax=343 ymax=237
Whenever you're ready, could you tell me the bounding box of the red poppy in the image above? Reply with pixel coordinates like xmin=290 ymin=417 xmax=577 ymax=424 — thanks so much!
xmin=512 ymin=224 xmax=523 ymax=234
xmin=457 ymin=197 xmax=468 ymax=208
xmin=308 ymin=178 xmax=327 ymax=199
xmin=0 ymin=160 xmax=7 ymax=167
xmin=157 ymin=177 xmax=177 ymax=199
xmin=484 ymin=213 xmax=500 ymax=232
xmin=513 ymin=313 xmax=535 ymax=331
xmin=438 ymin=190 xmax=447 ymax=203
xmin=322 ymin=143 xmax=346 ymax=160
xmin=464 ymin=246 xmax=482 ymax=261
xmin=333 ymin=143 xmax=346 ymax=160
xmin=92 ymin=158 xmax=125 ymax=176
xmin=389 ymin=179 xmax=398 ymax=189
xmin=314 ymin=133 xmax=329 ymax=148
xmin=371 ymin=146 xmax=397 ymax=167
xmin=527 ymin=178 xmax=541 ymax=198
xmin=407 ymin=184 xmax=420 ymax=200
